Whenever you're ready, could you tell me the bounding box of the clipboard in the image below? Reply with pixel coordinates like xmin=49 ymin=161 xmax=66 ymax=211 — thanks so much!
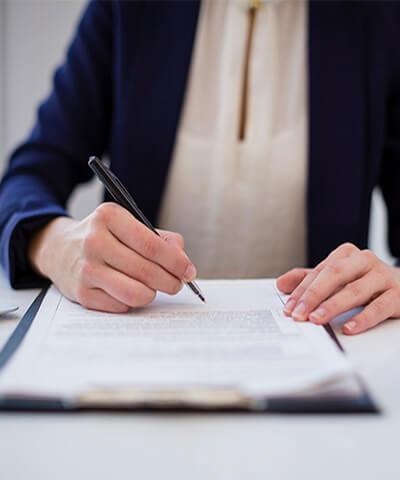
xmin=0 ymin=287 xmax=379 ymax=414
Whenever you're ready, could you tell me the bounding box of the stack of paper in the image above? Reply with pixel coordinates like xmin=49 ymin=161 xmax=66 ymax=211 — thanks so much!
xmin=0 ymin=279 xmax=357 ymax=409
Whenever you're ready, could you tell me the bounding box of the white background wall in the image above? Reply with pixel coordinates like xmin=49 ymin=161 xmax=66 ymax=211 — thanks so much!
xmin=0 ymin=0 xmax=395 ymax=265
xmin=0 ymin=0 xmax=101 ymax=220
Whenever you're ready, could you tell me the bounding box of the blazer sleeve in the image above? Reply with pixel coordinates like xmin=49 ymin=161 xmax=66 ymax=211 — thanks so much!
xmin=380 ymin=67 xmax=400 ymax=264
xmin=0 ymin=0 xmax=113 ymax=288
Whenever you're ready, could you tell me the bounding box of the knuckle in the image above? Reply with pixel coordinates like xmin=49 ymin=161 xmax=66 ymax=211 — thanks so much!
xmin=174 ymin=233 xmax=185 ymax=248
xmin=304 ymin=286 xmax=320 ymax=303
xmin=314 ymin=263 xmax=325 ymax=273
xmin=121 ymin=282 xmax=136 ymax=303
xmin=341 ymin=242 xmax=358 ymax=255
xmin=82 ymin=232 xmax=101 ymax=255
xmin=291 ymin=286 xmax=305 ymax=300
xmin=137 ymin=262 xmax=155 ymax=286
xmin=117 ymin=286 xmax=136 ymax=307
xmin=361 ymin=249 xmax=377 ymax=265
xmin=170 ymin=250 xmax=189 ymax=278
xmin=129 ymin=217 xmax=142 ymax=237
xmin=382 ymin=267 xmax=398 ymax=290
xmin=325 ymin=261 xmax=343 ymax=276
xmin=370 ymin=298 xmax=386 ymax=318
xmin=78 ymin=259 xmax=95 ymax=283
xmin=321 ymin=298 xmax=336 ymax=316
xmin=142 ymin=237 xmax=158 ymax=259
xmin=344 ymin=282 xmax=363 ymax=299
xmin=93 ymin=202 xmax=115 ymax=224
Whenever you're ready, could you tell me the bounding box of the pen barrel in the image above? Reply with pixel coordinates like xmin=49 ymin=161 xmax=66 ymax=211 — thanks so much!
xmin=88 ymin=156 xmax=159 ymax=236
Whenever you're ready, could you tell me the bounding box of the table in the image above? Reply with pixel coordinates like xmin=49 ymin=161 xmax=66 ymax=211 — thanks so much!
xmin=1 ymin=274 xmax=399 ymax=480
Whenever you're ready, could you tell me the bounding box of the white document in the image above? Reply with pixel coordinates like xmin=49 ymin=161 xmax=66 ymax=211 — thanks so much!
xmin=0 ymin=280 xmax=353 ymax=405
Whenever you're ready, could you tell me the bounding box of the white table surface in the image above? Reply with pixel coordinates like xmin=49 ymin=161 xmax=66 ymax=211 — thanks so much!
xmin=0 ymin=274 xmax=399 ymax=480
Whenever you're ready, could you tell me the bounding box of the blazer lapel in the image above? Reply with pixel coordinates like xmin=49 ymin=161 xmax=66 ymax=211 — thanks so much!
xmin=118 ymin=0 xmax=201 ymax=224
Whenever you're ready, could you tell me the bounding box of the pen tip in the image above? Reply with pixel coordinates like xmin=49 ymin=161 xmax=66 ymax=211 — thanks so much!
xmin=199 ymin=294 xmax=206 ymax=303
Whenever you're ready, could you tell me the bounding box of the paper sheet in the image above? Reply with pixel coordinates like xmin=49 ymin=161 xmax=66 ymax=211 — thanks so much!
xmin=0 ymin=280 xmax=352 ymax=400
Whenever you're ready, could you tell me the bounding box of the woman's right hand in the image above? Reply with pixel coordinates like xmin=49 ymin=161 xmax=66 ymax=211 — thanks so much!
xmin=28 ymin=203 xmax=197 ymax=312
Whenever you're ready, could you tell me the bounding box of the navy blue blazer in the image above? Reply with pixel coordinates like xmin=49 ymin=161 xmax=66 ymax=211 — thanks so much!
xmin=1 ymin=0 xmax=400 ymax=288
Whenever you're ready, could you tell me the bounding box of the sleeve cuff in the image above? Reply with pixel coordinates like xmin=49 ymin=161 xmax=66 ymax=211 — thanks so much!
xmin=1 ymin=206 xmax=68 ymax=289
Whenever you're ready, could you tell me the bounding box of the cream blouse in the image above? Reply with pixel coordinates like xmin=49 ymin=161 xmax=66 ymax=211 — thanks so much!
xmin=158 ymin=0 xmax=308 ymax=278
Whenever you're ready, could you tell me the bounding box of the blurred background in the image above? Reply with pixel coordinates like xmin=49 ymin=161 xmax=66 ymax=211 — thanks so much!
xmin=0 ymin=0 xmax=101 ymax=222
xmin=0 ymin=0 xmax=395 ymax=265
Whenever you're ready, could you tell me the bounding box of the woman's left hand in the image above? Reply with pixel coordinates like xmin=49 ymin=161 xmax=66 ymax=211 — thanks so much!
xmin=276 ymin=243 xmax=400 ymax=335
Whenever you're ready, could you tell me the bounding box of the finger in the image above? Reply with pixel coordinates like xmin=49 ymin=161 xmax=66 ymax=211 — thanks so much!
xmin=342 ymin=289 xmax=396 ymax=335
xmin=285 ymin=244 xmax=360 ymax=317
xmin=77 ymin=287 xmax=130 ymax=313
xmin=283 ymin=269 xmax=321 ymax=317
xmin=103 ymin=204 xmax=196 ymax=281
xmin=92 ymin=265 xmax=156 ymax=307
xmin=160 ymin=230 xmax=185 ymax=249
xmin=292 ymin=251 xmax=372 ymax=321
xmin=308 ymin=270 xmax=387 ymax=325
xmin=276 ymin=268 xmax=311 ymax=295
xmin=102 ymin=231 xmax=183 ymax=295
xmin=326 ymin=242 xmax=359 ymax=259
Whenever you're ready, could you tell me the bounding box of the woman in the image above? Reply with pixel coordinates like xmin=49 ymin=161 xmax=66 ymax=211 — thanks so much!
xmin=1 ymin=0 xmax=400 ymax=335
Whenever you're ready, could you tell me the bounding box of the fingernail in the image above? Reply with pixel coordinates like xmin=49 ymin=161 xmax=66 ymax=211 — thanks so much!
xmin=283 ymin=299 xmax=296 ymax=315
xmin=292 ymin=302 xmax=307 ymax=321
xmin=309 ymin=308 xmax=326 ymax=324
xmin=183 ymin=264 xmax=196 ymax=282
xmin=343 ymin=320 xmax=357 ymax=333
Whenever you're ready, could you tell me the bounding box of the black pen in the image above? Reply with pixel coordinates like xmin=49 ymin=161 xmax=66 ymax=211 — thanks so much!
xmin=88 ymin=156 xmax=206 ymax=303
